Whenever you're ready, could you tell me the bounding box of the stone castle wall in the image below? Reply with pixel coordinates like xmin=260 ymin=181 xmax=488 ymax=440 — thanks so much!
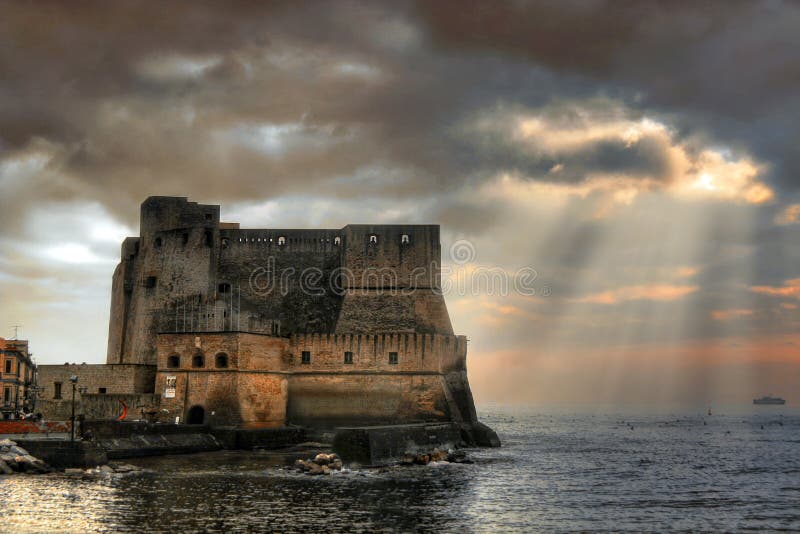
xmin=36 ymin=364 xmax=156 ymax=420
xmin=107 ymin=197 xmax=453 ymax=366
xmin=151 ymin=331 xmax=475 ymax=428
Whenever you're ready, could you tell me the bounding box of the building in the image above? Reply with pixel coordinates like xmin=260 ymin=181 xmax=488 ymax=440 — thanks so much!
xmin=37 ymin=196 xmax=495 ymax=442
xmin=0 ymin=338 xmax=36 ymax=419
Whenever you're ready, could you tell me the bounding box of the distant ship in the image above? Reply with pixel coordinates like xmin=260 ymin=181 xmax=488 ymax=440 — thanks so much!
xmin=753 ymin=395 xmax=786 ymax=405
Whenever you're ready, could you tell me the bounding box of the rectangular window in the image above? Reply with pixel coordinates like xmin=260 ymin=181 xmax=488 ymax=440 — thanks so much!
xmin=4 ymin=359 xmax=10 ymax=373
xmin=4 ymin=388 xmax=11 ymax=403
xmin=301 ymin=351 xmax=311 ymax=365
xmin=389 ymin=352 xmax=398 ymax=365
xmin=146 ymin=276 xmax=157 ymax=289
xmin=344 ymin=351 xmax=353 ymax=364
xmin=98 ymin=388 xmax=107 ymax=394
xmin=54 ymin=382 xmax=62 ymax=400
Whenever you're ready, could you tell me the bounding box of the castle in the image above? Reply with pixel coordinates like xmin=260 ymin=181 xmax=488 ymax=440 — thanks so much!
xmin=38 ymin=196 xmax=496 ymax=444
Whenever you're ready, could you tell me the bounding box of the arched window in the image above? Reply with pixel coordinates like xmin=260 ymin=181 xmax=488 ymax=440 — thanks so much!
xmin=155 ymin=237 xmax=162 ymax=248
xmin=167 ymin=355 xmax=180 ymax=368
xmin=218 ymin=283 xmax=231 ymax=294
xmin=278 ymin=236 xmax=286 ymax=246
xmin=215 ymin=353 xmax=229 ymax=368
xmin=369 ymin=234 xmax=378 ymax=244
xmin=192 ymin=353 xmax=205 ymax=368
xmin=334 ymin=236 xmax=341 ymax=245
xmin=401 ymin=234 xmax=409 ymax=244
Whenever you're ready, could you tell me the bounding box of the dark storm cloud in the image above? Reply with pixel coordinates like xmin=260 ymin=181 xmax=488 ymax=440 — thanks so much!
xmin=416 ymin=0 xmax=800 ymax=191
xmin=0 ymin=0 xmax=694 ymax=235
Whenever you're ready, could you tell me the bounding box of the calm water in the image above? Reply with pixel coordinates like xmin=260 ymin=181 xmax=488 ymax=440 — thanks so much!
xmin=2 ymin=406 xmax=800 ymax=532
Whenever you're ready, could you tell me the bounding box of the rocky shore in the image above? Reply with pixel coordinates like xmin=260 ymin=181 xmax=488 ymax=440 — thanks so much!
xmin=0 ymin=438 xmax=51 ymax=474
xmin=294 ymin=448 xmax=473 ymax=475
xmin=64 ymin=461 xmax=143 ymax=476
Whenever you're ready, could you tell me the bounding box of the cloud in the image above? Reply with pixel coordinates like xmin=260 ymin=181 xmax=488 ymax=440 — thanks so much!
xmin=711 ymin=308 xmax=754 ymax=321
xmin=750 ymin=278 xmax=800 ymax=299
xmin=458 ymin=99 xmax=772 ymax=207
xmin=775 ymin=204 xmax=800 ymax=225
xmin=574 ymin=284 xmax=699 ymax=305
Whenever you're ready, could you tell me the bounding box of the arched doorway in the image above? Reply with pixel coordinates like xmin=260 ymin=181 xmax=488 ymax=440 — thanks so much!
xmin=187 ymin=405 xmax=205 ymax=425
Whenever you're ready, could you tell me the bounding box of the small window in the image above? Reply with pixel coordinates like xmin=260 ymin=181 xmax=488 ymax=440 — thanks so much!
xmin=334 ymin=236 xmax=341 ymax=245
xmin=388 ymin=352 xmax=398 ymax=365
xmin=98 ymin=388 xmax=107 ymax=394
xmin=205 ymin=230 xmax=213 ymax=247
xmin=192 ymin=354 xmax=205 ymax=368
xmin=4 ymin=360 xmax=11 ymax=373
xmin=3 ymin=388 xmax=9 ymax=403
xmin=54 ymin=382 xmax=62 ymax=400
xmin=182 ymin=232 xmax=189 ymax=245
xmin=205 ymin=213 xmax=213 ymax=221
xmin=146 ymin=276 xmax=157 ymax=289
xmin=167 ymin=355 xmax=180 ymax=368
xmin=215 ymin=353 xmax=229 ymax=368
xmin=301 ymin=351 xmax=311 ymax=364
xmin=221 ymin=237 xmax=229 ymax=248
xmin=401 ymin=234 xmax=410 ymax=244
xmin=218 ymin=283 xmax=231 ymax=294
xmin=344 ymin=351 xmax=353 ymax=364
xmin=278 ymin=236 xmax=286 ymax=246
xmin=155 ymin=237 xmax=162 ymax=248
xmin=369 ymin=234 xmax=378 ymax=244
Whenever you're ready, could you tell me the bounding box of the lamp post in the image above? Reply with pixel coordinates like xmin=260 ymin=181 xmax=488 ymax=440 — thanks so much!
xmin=69 ymin=375 xmax=78 ymax=442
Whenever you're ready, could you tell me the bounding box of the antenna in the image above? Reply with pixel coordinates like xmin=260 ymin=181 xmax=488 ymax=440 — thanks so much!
xmin=10 ymin=325 xmax=22 ymax=340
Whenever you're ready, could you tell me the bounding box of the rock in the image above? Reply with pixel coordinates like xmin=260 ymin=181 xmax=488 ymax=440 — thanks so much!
xmin=400 ymin=455 xmax=415 ymax=466
xmin=9 ymin=446 xmax=29 ymax=457
xmin=413 ymin=454 xmax=431 ymax=465
xmin=99 ymin=465 xmax=114 ymax=474
xmin=0 ymin=460 xmax=14 ymax=474
xmin=330 ymin=459 xmax=343 ymax=470
xmin=446 ymin=450 xmax=472 ymax=464
xmin=64 ymin=468 xmax=84 ymax=476
xmin=313 ymin=453 xmax=337 ymax=465
xmin=306 ymin=463 xmax=325 ymax=476
xmin=0 ymin=439 xmax=16 ymax=447
xmin=431 ymin=449 xmax=448 ymax=462
xmin=108 ymin=462 xmax=139 ymax=473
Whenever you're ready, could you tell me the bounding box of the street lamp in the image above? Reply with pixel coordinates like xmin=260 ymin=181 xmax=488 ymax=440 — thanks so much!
xmin=69 ymin=375 xmax=78 ymax=442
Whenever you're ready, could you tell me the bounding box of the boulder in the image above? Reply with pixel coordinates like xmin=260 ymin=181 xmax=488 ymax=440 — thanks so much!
xmin=431 ymin=449 xmax=448 ymax=462
xmin=313 ymin=453 xmax=337 ymax=465
xmin=0 ymin=439 xmax=16 ymax=447
xmin=446 ymin=450 xmax=472 ymax=464
xmin=64 ymin=468 xmax=84 ymax=476
xmin=0 ymin=459 xmax=14 ymax=474
xmin=306 ymin=462 xmax=325 ymax=476
xmin=9 ymin=445 xmax=29 ymax=457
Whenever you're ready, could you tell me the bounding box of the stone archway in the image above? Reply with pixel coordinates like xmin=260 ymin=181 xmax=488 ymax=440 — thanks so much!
xmin=187 ymin=405 xmax=205 ymax=425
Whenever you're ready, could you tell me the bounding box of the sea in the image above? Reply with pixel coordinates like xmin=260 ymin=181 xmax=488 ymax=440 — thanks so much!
xmin=2 ymin=405 xmax=799 ymax=533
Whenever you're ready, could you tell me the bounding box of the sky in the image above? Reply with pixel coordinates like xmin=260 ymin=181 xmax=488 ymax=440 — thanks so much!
xmin=1 ymin=0 xmax=799 ymax=406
